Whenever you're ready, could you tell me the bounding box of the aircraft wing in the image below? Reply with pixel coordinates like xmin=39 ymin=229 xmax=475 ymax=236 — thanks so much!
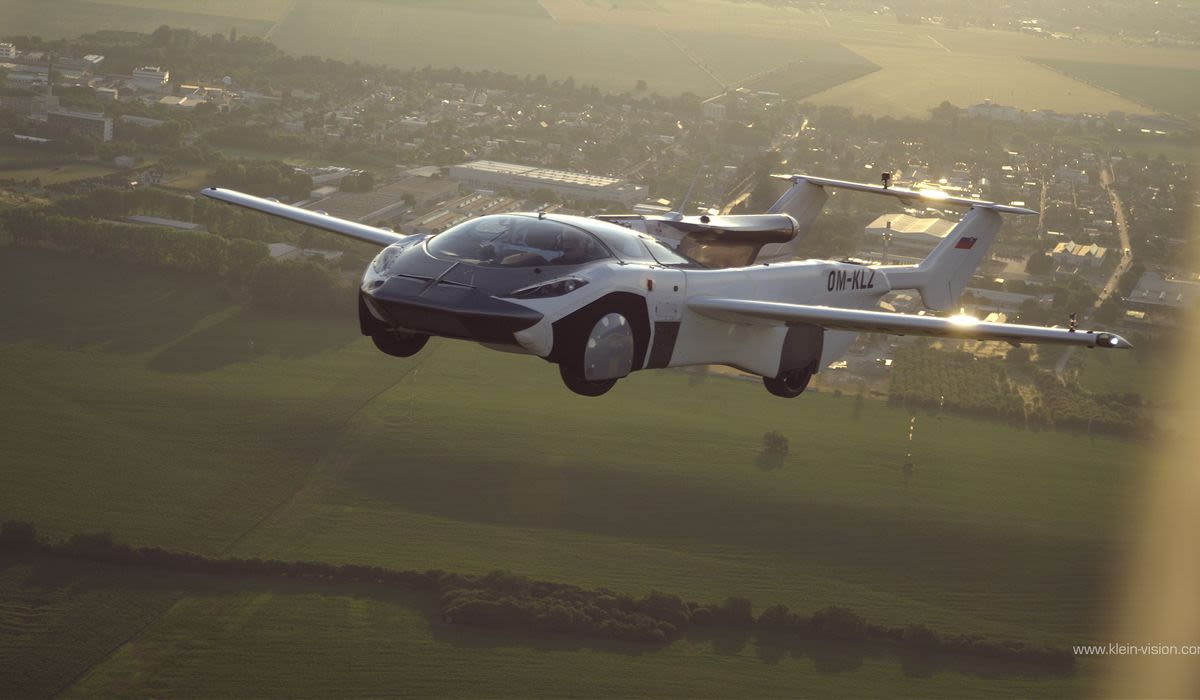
xmin=201 ymin=187 xmax=405 ymax=247
xmin=688 ymin=297 xmax=1133 ymax=348
xmin=771 ymin=174 xmax=1038 ymax=215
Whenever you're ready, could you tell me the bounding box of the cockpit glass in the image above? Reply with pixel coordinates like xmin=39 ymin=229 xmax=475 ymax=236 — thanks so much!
xmin=587 ymin=227 xmax=657 ymax=263
xmin=427 ymin=215 xmax=610 ymax=267
xmin=640 ymin=236 xmax=698 ymax=266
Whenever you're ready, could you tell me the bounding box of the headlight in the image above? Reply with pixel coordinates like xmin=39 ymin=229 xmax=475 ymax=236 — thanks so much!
xmin=372 ymin=247 xmax=400 ymax=274
xmin=509 ymin=277 xmax=589 ymax=299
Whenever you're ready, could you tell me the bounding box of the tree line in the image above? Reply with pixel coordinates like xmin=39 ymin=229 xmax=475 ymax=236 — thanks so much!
xmin=888 ymin=345 xmax=1145 ymax=436
xmin=0 ymin=521 xmax=1074 ymax=671
xmin=2 ymin=192 xmax=350 ymax=314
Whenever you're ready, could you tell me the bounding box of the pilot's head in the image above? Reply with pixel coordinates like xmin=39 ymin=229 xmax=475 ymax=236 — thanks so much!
xmin=559 ymin=232 xmax=588 ymax=264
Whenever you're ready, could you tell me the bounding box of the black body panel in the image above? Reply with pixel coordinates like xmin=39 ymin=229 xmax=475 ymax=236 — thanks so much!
xmin=363 ymin=277 xmax=542 ymax=344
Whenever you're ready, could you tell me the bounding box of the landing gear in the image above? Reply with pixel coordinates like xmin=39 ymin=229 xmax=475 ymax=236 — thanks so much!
xmin=559 ymin=364 xmax=617 ymax=397
xmin=763 ymin=367 xmax=813 ymax=398
xmin=371 ymin=331 xmax=429 ymax=358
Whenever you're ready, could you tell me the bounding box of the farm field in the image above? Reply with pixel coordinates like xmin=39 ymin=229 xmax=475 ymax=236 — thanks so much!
xmin=1034 ymin=59 xmax=1200 ymax=117
xmin=0 ymin=246 xmax=1146 ymax=697
xmin=0 ymin=554 xmax=1090 ymax=698
xmin=3 ymin=0 xmax=1196 ymax=116
xmin=0 ymin=163 xmax=119 ymax=186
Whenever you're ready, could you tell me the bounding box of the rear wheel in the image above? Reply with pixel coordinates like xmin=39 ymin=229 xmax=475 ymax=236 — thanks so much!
xmin=560 ymin=363 xmax=617 ymax=397
xmin=763 ymin=367 xmax=813 ymax=398
xmin=371 ymin=331 xmax=429 ymax=358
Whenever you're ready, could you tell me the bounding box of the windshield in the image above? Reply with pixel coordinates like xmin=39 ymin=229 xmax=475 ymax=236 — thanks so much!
xmin=589 ymin=225 xmax=701 ymax=267
xmin=427 ymin=215 xmax=610 ymax=267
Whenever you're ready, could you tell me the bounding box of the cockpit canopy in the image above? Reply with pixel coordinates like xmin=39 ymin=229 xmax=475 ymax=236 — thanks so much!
xmin=427 ymin=215 xmax=610 ymax=267
xmin=426 ymin=213 xmax=699 ymax=268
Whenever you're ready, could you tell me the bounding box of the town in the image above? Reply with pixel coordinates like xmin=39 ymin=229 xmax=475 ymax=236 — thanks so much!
xmin=0 ymin=26 xmax=1194 ymax=412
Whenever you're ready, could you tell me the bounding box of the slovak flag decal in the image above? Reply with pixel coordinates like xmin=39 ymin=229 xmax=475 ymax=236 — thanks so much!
xmin=955 ymin=237 xmax=977 ymax=250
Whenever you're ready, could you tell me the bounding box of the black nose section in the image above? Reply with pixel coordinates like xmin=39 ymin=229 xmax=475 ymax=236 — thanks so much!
xmin=363 ymin=276 xmax=542 ymax=344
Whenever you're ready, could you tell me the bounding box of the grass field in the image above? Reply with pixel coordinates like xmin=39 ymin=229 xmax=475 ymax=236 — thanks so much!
xmin=1034 ymin=59 xmax=1200 ymax=117
xmin=6 ymin=0 xmax=1196 ymax=116
xmin=0 ymin=247 xmax=1148 ymax=694
xmin=0 ymin=554 xmax=1089 ymax=698
xmin=0 ymin=163 xmax=119 ymax=185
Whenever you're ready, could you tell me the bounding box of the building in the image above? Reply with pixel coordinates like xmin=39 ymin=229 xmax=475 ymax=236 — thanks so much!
xmin=967 ymin=100 xmax=1020 ymax=122
xmin=413 ymin=192 xmax=523 ymax=235
xmin=47 ymin=109 xmax=113 ymax=142
xmin=131 ymin=66 xmax=169 ymax=92
xmin=1127 ymin=271 xmax=1200 ymax=311
xmin=448 ymin=160 xmax=647 ymax=206
xmin=863 ymin=213 xmax=955 ymax=261
xmin=1051 ymin=241 xmax=1106 ymax=269
xmin=305 ymin=178 xmax=461 ymax=225
xmin=0 ymin=43 xmax=16 ymax=60
xmin=701 ymin=101 xmax=727 ymax=121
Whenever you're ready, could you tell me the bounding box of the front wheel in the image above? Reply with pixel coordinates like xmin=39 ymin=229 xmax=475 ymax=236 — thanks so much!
xmin=560 ymin=363 xmax=617 ymax=397
xmin=763 ymin=368 xmax=813 ymax=398
xmin=371 ymin=331 xmax=429 ymax=358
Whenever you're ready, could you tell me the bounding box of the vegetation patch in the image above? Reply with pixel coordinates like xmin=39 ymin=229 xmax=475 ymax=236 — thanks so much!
xmin=1033 ymin=59 xmax=1200 ymax=116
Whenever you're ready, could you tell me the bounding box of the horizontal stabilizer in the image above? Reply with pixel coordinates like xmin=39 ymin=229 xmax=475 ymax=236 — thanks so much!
xmin=689 ymin=297 xmax=1132 ymax=349
xmin=771 ymin=174 xmax=1038 ymax=215
xmin=202 ymin=187 xmax=404 ymax=247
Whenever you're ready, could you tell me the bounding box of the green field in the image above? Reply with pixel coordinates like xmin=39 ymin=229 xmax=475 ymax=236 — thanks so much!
xmin=0 ymin=247 xmax=1146 ymax=695
xmin=0 ymin=554 xmax=1087 ymax=698
xmin=7 ymin=0 xmax=1195 ymax=115
xmin=0 ymin=163 xmax=119 ymax=185
xmin=1035 ymin=59 xmax=1200 ymax=117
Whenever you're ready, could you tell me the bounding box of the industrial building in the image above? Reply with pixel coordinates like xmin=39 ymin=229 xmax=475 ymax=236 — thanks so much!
xmin=131 ymin=66 xmax=170 ymax=92
xmin=47 ymin=109 xmax=113 ymax=142
xmin=448 ymin=160 xmax=647 ymax=206
xmin=1051 ymin=241 xmax=1107 ymax=269
xmin=304 ymin=177 xmax=461 ymax=225
xmin=862 ymin=213 xmax=955 ymax=261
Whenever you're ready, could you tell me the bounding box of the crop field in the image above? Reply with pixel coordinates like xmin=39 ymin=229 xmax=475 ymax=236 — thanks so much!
xmin=0 ymin=555 xmax=1087 ymax=698
xmin=6 ymin=0 xmax=1195 ymax=116
xmin=1034 ymin=59 xmax=1200 ymax=117
xmin=0 ymin=247 xmax=1146 ymax=694
xmin=0 ymin=0 xmax=274 ymax=41
xmin=0 ymin=163 xmax=119 ymax=186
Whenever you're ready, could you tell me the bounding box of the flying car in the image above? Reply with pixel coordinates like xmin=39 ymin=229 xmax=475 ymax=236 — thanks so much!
xmin=202 ymin=173 xmax=1131 ymax=397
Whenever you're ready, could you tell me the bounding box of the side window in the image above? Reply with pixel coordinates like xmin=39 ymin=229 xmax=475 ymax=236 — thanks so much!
xmin=590 ymin=228 xmax=656 ymax=263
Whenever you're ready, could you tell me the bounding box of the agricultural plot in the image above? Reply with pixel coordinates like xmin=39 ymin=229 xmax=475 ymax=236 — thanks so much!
xmin=0 ymin=554 xmax=1084 ymax=698
xmin=0 ymin=247 xmax=1143 ymax=694
xmin=0 ymin=247 xmax=1137 ymax=653
xmin=0 ymin=164 xmax=118 ymax=186
xmin=1034 ymin=59 xmax=1200 ymax=117
xmin=0 ymin=0 xmax=273 ymax=40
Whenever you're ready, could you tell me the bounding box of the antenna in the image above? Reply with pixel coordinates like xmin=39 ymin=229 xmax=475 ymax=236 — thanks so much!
xmin=672 ymin=163 xmax=706 ymax=220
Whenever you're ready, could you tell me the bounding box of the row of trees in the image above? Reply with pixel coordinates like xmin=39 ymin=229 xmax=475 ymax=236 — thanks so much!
xmin=4 ymin=209 xmax=264 ymax=280
xmin=888 ymin=345 xmax=1146 ymax=436
xmin=3 ymin=206 xmax=346 ymax=314
xmin=888 ymin=346 xmax=1026 ymax=421
xmin=1029 ymin=372 xmax=1143 ymax=436
xmin=0 ymin=522 xmax=1074 ymax=670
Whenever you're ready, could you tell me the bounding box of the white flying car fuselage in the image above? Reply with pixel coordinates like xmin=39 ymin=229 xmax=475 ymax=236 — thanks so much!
xmin=203 ymin=174 xmax=1130 ymax=397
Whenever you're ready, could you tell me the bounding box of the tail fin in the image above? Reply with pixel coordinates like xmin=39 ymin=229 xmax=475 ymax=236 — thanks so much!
xmin=882 ymin=207 xmax=1003 ymax=311
xmin=755 ymin=179 xmax=829 ymax=263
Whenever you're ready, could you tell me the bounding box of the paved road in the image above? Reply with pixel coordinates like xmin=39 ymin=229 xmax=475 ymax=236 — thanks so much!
xmin=1055 ymin=161 xmax=1133 ymax=377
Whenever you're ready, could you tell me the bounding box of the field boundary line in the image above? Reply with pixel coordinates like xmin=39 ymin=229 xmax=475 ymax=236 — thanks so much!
xmin=218 ymin=352 xmax=431 ymax=556
xmin=50 ymin=593 xmax=186 ymax=699
xmin=265 ymin=0 xmax=298 ymax=40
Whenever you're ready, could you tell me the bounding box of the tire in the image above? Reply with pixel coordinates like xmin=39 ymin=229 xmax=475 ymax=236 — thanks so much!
xmin=560 ymin=363 xmax=617 ymax=397
xmin=762 ymin=367 xmax=813 ymax=398
xmin=371 ymin=331 xmax=429 ymax=358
